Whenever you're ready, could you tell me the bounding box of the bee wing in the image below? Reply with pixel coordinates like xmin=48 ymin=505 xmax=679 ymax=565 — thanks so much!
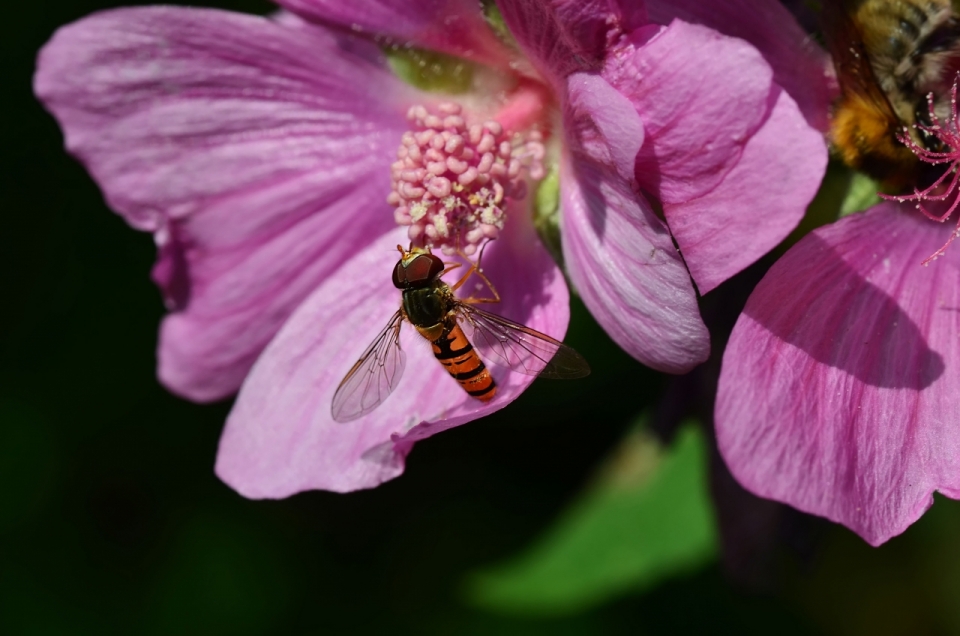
xmin=331 ymin=310 xmax=406 ymax=423
xmin=822 ymin=0 xmax=901 ymax=122
xmin=456 ymin=304 xmax=590 ymax=379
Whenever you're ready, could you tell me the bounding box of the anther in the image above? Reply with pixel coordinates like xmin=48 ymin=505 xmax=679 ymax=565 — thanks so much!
xmin=388 ymin=103 xmax=545 ymax=255
xmin=879 ymin=75 xmax=960 ymax=264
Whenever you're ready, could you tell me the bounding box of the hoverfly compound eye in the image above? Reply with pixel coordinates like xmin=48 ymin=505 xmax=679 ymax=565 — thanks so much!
xmin=424 ymin=254 xmax=445 ymax=280
xmin=392 ymin=261 xmax=406 ymax=289
xmin=400 ymin=253 xmax=445 ymax=287
xmin=392 ymin=252 xmax=444 ymax=288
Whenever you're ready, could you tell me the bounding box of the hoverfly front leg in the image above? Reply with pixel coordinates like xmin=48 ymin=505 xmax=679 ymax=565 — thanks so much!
xmin=440 ymin=261 xmax=463 ymax=278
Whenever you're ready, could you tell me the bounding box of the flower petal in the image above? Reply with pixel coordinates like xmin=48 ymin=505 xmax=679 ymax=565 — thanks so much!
xmin=605 ymin=19 xmax=774 ymax=205
xmin=215 ymin=219 xmax=570 ymax=497
xmin=274 ymin=0 xmax=509 ymax=67
xmin=642 ymin=0 xmax=834 ymax=131
xmin=716 ymin=203 xmax=960 ymax=545
xmin=35 ymin=7 xmax=418 ymax=400
xmin=35 ymin=7 xmax=413 ymax=230
xmin=155 ymin=173 xmax=399 ymax=401
xmin=561 ymin=73 xmax=709 ymax=373
xmin=495 ymin=0 xmax=614 ymax=83
xmin=663 ymin=88 xmax=827 ymax=294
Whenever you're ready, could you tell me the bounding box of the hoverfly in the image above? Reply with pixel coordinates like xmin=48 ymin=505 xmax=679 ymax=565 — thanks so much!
xmin=825 ymin=0 xmax=960 ymax=188
xmin=331 ymin=245 xmax=590 ymax=422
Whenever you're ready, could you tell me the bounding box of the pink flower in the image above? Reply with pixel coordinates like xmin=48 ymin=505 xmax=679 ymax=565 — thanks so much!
xmin=35 ymin=0 xmax=827 ymax=496
xmin=716 ymin=86 xmax=960 ymax=546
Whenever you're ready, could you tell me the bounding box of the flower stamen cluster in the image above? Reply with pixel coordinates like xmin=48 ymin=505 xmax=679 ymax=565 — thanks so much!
xmin=388 ymin=102 xmax=545 ymax=256
xmin=881 ymin=77 xmax=960 ymax=264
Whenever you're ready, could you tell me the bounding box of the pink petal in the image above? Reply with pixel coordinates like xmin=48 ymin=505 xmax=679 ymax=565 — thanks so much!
xmin=215 ymin=219 xmax=570 ymax=496
xmin=561 ymin=73 xmax=709 ymax=373
xmin=35 ymin=7 xmax=419 ymax=400
xmin=642 ymin=0 xmax=835 ymax=131
xmin=35 ymin=7 xmax=414 ymax=230
xmin=274 ymin=0 xmax=510 ymax=67
xmin=663 ymin=88 xmax=827 ymax=294
xmin=494 ymin=0 xmax=615 ymax=84
xmin=605 ymin=19 xmax=774 ymax=205
xmin=716 ymin=203 xmax=960 ymax=546
xmin=155 ymin=174 xmax=398 ymax=401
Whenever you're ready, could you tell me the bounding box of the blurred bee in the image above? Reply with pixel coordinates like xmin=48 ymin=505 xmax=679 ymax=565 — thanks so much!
xmin=331 ymin=245 xmax=590 ymax=423
xmin=825 ymin=0 xmax=960 ymax=188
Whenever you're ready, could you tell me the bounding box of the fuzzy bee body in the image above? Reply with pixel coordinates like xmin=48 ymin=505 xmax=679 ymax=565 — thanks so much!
xmin=827 ymin=0 xmax=960 ymax=187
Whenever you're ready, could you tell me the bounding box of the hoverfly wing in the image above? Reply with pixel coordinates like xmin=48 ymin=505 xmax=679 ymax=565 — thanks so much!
xmin=456 ymin=304 xmax=590 ymax=379
xmin=331 ymin=310 xmax=406 ymax=422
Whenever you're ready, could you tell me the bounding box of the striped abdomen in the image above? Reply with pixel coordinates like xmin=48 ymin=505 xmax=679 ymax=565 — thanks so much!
xmin=432 ymin=322 xmax=496 ymax=401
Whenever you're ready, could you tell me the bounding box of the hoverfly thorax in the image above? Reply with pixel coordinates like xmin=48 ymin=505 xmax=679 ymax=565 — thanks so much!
xmin=402 ymin=285 xmax=448 ymax=338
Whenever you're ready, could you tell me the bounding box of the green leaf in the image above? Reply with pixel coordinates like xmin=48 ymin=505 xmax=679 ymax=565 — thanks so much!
xmin=839 ymin=171 xmax=882 ymax=217
xmin=533 ymin=164 xmax=562 ymax=266
xmin=465 ymin=422 xmax=717 ymax=615
xmin=384 ymin=46 xmax=474 ymax=94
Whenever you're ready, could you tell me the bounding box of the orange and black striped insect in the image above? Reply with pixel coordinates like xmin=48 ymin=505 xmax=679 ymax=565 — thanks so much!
xmin=331 ymin=245 xmax=590 ymax=422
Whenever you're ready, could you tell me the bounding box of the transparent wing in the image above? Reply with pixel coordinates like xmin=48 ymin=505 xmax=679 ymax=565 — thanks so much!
xmin=456 ymin=304 xmax=590 ymax=379
xmin=331 ymin=311 xmax=406 ymax=422
xmin=822 ymin=0 xmax=901 ymax=124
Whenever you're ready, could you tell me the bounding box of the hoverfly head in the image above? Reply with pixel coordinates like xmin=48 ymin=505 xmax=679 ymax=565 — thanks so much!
xmin=392 ymin=245 xmax=444 ymax=289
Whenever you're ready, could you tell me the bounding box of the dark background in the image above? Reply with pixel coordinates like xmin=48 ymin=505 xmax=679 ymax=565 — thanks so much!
xmin=5 ymin=1 xmax=960 ymax=634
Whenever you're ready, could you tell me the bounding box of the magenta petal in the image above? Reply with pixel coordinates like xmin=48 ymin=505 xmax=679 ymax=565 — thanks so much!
xmin=215 ymin=220 xmax=569 ymax=496
xmin=664 ymin=88 xmax=827 ymax=294
xmin=716 ymin=203 xmax=960 ymax=545
xmin=35 ymin=7 xmax=414 ymax=230
xmin=605 ymin=19 xmax=774 ymax=205
xmin=35 ymin=7 xmax=418 ymax=400
xmin=274 ymin=0 xmax=509 ymax=67
xmin=495 ymin=0 xmax=616 ymax=83
xmin=562 ymin=73 xmax=709 ymax=373
xmin=155 ymin=172 xmax=398 ymax=401
xmin=643 ymin=0 xmax=834 ymax=131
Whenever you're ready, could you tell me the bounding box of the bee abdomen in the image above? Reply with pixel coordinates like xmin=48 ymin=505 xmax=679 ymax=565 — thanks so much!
xmin=432 ymin=323 xmax=496 ymax=401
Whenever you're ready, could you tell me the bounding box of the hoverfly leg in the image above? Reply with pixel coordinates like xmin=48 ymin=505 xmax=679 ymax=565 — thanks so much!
xmin=440 ymin=262 xmax=463 ymax=278
xmin=458 ymin=265 xmax=501 ymax=305
xmin=468 ymin=239 xmax=492 ymax=273
xmin=450 ymin=241 xmax=500 ymax=305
